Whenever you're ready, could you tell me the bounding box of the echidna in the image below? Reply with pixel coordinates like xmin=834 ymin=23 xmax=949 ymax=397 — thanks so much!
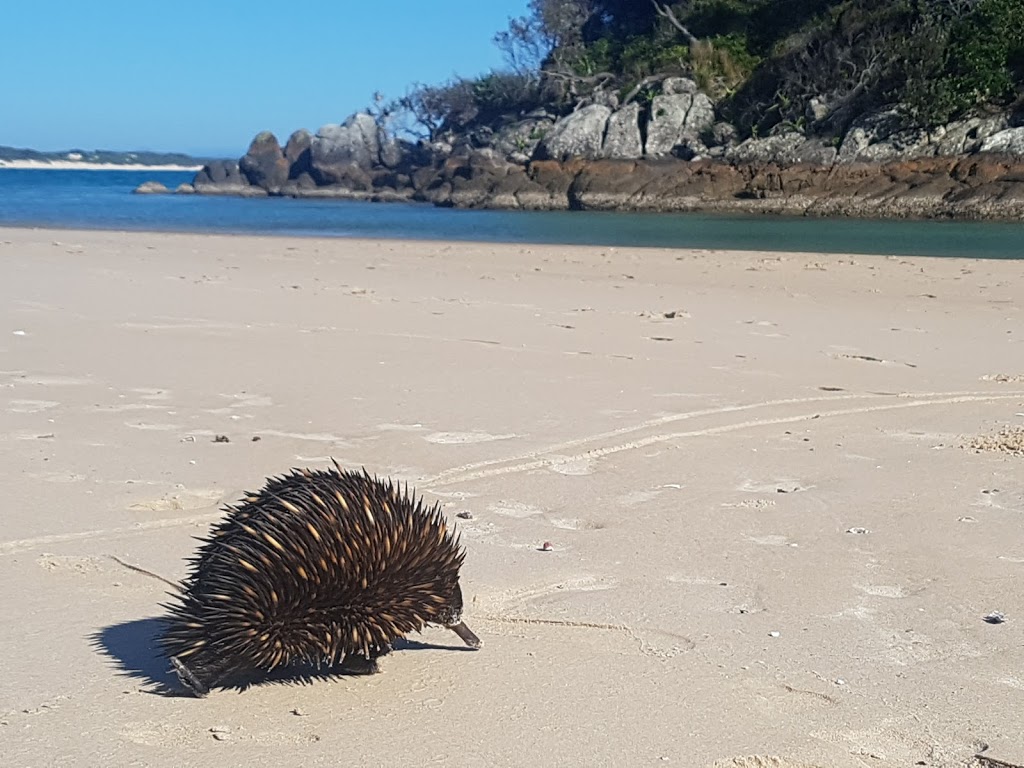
xmin=159 ymin=462 xmax=480 ymax=696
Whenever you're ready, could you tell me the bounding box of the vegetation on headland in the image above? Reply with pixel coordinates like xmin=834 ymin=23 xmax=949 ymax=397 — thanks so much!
xmin=381 ymin=0 xmax=1024 ymax=142
xmin=0 ymin=144 xmax=211 ymax=167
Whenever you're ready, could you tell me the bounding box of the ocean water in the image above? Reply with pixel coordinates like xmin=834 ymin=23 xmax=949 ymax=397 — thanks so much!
xmin=1 ymin=168 xmax=1023 ymax=259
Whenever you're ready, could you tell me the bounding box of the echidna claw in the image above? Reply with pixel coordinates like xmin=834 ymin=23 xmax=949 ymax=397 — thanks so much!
xmin=447 ymin=621 xmax=482 ymax=649
xmin=170 ymin=656 xmax=210 ymax=697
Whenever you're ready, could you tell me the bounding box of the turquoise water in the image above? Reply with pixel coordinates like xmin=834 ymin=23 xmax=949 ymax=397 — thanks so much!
xmin=1 ymin=168 xmax=1023 ymax=259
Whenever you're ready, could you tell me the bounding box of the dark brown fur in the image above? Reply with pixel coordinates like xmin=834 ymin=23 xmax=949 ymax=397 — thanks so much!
xmin=159 ymin=462 xmax=479 ymax=696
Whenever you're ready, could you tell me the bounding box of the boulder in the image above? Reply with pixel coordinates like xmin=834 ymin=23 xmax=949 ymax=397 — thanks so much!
xmin=239 ymin=131 xmax=290 ymax=192
xmin=192 ymin=160 xmax=252 ymax=193
xmin=132 ymin=181 xmax=169 ymax=194
xmin=492 ymin=117 xmax=555 ymax=163
xmin=806 ymin=97 xmax=831 ymax=123
xmin=283 ymin=129 xmax=313 ymax=178
xmin=601 ymin=103 xmax=643 ymax=159
xmin=309 ymin=112 xmax=401 ymax=183
xmin=980 ymin=127 xmax=1024 ymax=155
xmin=708 ymin=121 xmax=739 ymax=148
xmin=725 ymin=134 xmax=837 ymax=166
xmin=313 ymin=114 xmax=379 ymax=168
xmin=662 ymin=77 xmax=699 ymax=95
xmin=175 ymin=183 xmax=195 ymax=194
xmin=644 ymin=92 xmax=716 ymax=156
xmin=837 ymin=108 xmax=932 ymax=162
xmin=379 ymin=137 xmax=403 ymax=169
xmin=536 ymin=105 xmax=612 ymax=161
xmin=934 ymin=116 xmax=1007 ymax=156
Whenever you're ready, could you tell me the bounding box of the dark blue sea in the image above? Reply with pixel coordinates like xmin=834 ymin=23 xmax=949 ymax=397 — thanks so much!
xmin=1 ymin=168 xmax=1023 ymax=259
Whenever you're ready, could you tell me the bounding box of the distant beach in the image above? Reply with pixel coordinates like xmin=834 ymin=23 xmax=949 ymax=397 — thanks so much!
xmin=0 ymin=159 xmax=201 ymax=171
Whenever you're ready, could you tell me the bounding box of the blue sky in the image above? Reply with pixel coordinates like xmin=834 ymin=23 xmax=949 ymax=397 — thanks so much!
xmin=2 ymin=0 xmax=530 ymax=157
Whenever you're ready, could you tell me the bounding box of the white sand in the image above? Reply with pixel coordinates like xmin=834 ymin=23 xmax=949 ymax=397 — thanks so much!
xmin=0 ymin=160 xmax=200 ymax=171
xmin=0 ymin=228 xmax=1021 ymax=768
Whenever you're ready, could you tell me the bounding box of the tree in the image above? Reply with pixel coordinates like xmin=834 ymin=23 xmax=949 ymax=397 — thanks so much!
xmin=494 ymin=0 xmax=596 ymax=75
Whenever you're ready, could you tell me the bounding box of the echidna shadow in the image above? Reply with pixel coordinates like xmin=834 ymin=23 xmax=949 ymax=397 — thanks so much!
xmin=90 ymin=618 xmax=476 ymax=696
xmin=95 ymin=463 xmax=481 ymax=697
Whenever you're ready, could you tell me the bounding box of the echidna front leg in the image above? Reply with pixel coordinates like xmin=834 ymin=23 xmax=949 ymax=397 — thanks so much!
xmin=337 ymin=653 xmax=382 ymax=675
xmin=170 ymin=655 xmax=212 ymax=697
xmin=169 ymin=649 xmax=245 ymax=697
xmin=338 ymin=644 xmax=392 ymax=675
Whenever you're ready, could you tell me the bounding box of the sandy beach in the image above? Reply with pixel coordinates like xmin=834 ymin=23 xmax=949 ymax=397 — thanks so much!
xmin=0 ymin=227 xmax=1021 ymax=768
xmin=0 ymin=161 xmax=201 ymax=171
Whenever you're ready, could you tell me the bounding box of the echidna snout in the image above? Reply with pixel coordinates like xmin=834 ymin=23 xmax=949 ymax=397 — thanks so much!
xmin=158 ymin=463 xmax=481 ymax=696
xmin=438 ymin=582 xmax=482 ymax=649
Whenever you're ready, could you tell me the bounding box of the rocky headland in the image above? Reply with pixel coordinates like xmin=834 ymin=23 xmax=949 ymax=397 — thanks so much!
xmin=147 ymin=77 xmax=1024 ymax=220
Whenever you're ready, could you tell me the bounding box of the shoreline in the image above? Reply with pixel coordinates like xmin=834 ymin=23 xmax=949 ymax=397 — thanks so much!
xmin=3 ymin=209 xmax=1023 ymax=263
xmin=0 ymin=160 xmax=201 ymax=171
xmin=187 ymin=148 xmax=1024 ymax=223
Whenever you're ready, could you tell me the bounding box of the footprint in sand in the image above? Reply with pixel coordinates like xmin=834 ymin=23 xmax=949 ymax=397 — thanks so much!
xmin=222 ymin=392 xmax=273 ymax=408
xmin=618 ymin=489 xmax=663 ymax=507
xmin=424 ymin=431 xmax=518 ymax=445
xmin=125 ymin=422 xmax=180 ymax=431
xmin=36 ymin=471 xmax=86 ymax=484
xmin=712 ymin=758 xmax=825 ymax=768
xmin=745 ymin=534 xmax=798 ymax=547
xmin=431 ymin=490 xmax=479 ymax=500
xmin=738 ymin=479 xmax=813 ymax=494
xmin=7 ymin=399 xmax=60 ymax=413
xmin=128 ymin=488 xmax=224 ymax=513
xmin=549 ymin=518 xmax=607 ymax=531
xmin=973 ymin=486 xmax=1024 ymax=513
xmin=203 ymin=392 xmax=274 ymax=415
xmin=130 ymin=388 xmax=172 ymax=402
xmin=37 ymin=554 xmax=105 ymax=573
xmin=548 ymin=455 xmax=596 ymax=476
xmin=722 ymin=498 xmax=777 ymax=510
xmin=19 ymin=374 xmax=92 ymax=387
xmin=376 ymin=423 xmax=426 ymax=432
xmin=252 ymin=429 xmax=348 ymax=442
xmin=855 ymin=584 xmax=907 ymax=599
xmin=489 ymin=501 xmax=544 ymax=519
xmin=93 ymin=402 xmax=166 ymax=413
xmin=636 ymin=627 xmax=696 ymax=658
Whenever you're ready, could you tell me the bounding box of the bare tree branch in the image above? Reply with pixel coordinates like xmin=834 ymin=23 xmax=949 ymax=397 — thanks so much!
xmin=622 ymin=73 xmax=671 ymax=105
xmin=651 ymin=1 xmax=697 ymax=47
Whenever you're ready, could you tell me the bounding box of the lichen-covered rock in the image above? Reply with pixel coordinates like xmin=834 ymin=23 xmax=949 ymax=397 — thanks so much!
xmin=537 ymin=105 xmax=612 ymax=161
xmin=933 ymin=117 xmax=1007 ymax=156
xmin=492 ymin=118 xmax=555 ymax=163
xmin=662 ymin=77 xmax=699 ymax=96
xmin=979 ymin=127 xmax=1024 ymax=155
xmin=601 ymin=103 xmax=643 ymax=159
xmin=837 ymin=108 xmax=933 ymax=162
xmin=725 ymin=134 xmax=837 ymax=166
xmin=709 ymin=121 xmax=739 ymax=148
xmin=644 ymin=92 xmax=716 ymax=157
